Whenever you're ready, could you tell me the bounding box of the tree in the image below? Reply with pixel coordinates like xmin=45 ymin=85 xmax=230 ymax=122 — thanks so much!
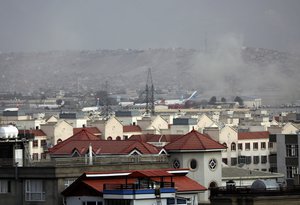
xmin=221 ymin=97 xmax=226 ymax=103
xmin=209 ymin=96 xmax=217 ymax=105
xmin=234 ymin=96 xmax=244 ymax=106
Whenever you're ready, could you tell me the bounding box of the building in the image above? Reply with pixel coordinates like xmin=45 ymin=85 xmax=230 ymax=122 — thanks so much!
xmin=62 ymin=169 xmax=207 ymax=205
xmin=269 ymin=133 xmax=300 ymax=186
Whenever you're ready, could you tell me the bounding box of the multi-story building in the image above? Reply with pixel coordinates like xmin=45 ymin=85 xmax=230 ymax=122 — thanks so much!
xmin=269 ymin=133 xmax=300 ymax=186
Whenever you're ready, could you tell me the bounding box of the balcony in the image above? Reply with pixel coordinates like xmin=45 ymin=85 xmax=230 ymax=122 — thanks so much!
xmin=103 ymin=182 xmax=175 ymax=199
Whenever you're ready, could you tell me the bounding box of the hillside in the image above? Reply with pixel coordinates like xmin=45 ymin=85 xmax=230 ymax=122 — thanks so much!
xmin=0 ymin=47 xmax=299 ymax=103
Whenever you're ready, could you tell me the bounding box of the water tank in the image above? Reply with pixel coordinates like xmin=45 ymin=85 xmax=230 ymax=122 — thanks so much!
xmin=251 ymin=179 xmax=279 ymax=191
xmin=0 ymin=125 xmax=19 ymax=139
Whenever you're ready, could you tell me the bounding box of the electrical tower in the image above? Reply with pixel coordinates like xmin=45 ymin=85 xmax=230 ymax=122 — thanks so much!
xmin=101 ymin=80 xmax=111 ymax=119
xmin=145 ymin=68 xmax=155 ymax=115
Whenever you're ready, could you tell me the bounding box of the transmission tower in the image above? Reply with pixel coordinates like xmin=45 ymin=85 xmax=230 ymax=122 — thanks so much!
xmin=102 ymin=81 xmax=111 ymax=119
xmin=145 ymin=68 xmax=155 ymax=115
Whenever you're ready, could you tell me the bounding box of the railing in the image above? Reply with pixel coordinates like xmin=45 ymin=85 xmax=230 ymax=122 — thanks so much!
xmin=104 ymin=182 xmax=175 ymax=191
xmin=22 ymin=155 xmax=169 ymax=167
xmin=210 ymin=185 xmax=300 ymax=197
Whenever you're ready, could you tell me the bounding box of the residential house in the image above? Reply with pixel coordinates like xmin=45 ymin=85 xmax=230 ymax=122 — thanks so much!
xmin=282 ymin=122 xmax=300 ymax=134
xmin=170 ymin=118 xmax=197 ymax=135
xmin=19 ymin=129 xmax=48 ymax=161
xmin=89 ymin=117 xmax=123 ymax=140
xmin=40 ymin=120 xmax=73 ymax=147
xmin=115 ymin=110 xmax=142 ymax=125
xmin=123 ymin=125 xmax=142 ymax=140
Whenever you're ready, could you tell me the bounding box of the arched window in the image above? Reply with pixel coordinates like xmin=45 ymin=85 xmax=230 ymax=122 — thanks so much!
xmin=223 ymin=143 xmax=227 ymax=149
xmin=116 ymin=136 xmax=121 ymax=141
xmin=231 ymin=142 xmax=236 ymax=151
xmin=57 ymin=139 xmax=62 ymax=144
xmin=209 ymin=181 xmax=217 ymax=189
xmin=107 ymin=136 xmax=112 ymax=140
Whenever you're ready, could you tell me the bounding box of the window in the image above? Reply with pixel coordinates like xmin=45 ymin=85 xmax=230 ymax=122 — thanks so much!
xmin=41 ymin=140 xmax=47 ymax=147
xmin=231 ymin=143 xmax=236 ymax=151
xmin=238 ymin=143 xmax=243 ymax=150
xmin=41 ymin=153 xmax=47 ymax=159
xmin=0 ymin=180 xmax=10 ymax=193
xmin=33 ymin=140 xmax=38 ymax=147
xmin=32 ymin=153 xmax=39 ymax=161
xmin=64 ymin=179 xmax=75 ymax=189
xmin=116 ymin=136 xmax=121 ymax=141
xmin=123 ymin=135 xmax=128 ymax=140
xmin=208 ymin=159 xmax=217 ymax=170
xmin=286 ymin=144 xmax=298 ymax=157
xmin=222 ymin=158 xmax=228 ymax=165
xmin=261 ymin=155 xmax=267 ymax=164
xmin=223 ymin=143 xmax=227 ymax=149
xmin=172 ymin=159 xmax=180 ymax=169
xmin=253 ymin=142 xmax=258 ymax=150
xmin=189 ymin=159 xmax=197 ymax=170
xmin=238 ymin=156 xmax=245 ymax=164
xmin=25 ymin=180 xmax=45 ymax=201
xmin=287 ymin=166 xmax=299 ymax=178
xmin=107 ymin=136 xmax=112 ymax=140
xmin=245 ymin=143 xmax=250 ymax=150
xmin=245 ymin=156 xmax=252 ymax=164
xmin=253 ymin=156 xmax=260 ymax=164
xmin=269 ymin=142 xmax=273 ymax=149
xmin=231 ymin=157 xmax=237 ymax=166
xmin=57 ymin=139 xmax=62 ymax=144
xmin=261 ymin=142 xmax=266 ymax=149
xmin=82 ymin=202 xmax=103 ymax=205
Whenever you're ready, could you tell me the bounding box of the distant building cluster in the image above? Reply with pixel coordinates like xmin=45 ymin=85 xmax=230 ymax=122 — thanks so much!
xmin=0 ymin=100 xmax=300 ymax=204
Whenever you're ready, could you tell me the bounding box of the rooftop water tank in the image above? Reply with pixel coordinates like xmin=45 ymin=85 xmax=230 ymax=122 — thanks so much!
xmin=0 ymin=125 xmax=19 ymax=139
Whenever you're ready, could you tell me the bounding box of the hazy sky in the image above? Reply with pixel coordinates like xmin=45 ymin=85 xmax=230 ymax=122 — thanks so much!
xmin=0 ymin=0 xmax=300 ymax=52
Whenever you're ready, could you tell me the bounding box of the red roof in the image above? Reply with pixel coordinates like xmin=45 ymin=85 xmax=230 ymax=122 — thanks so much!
xmin=238 ymin=131 xmax=270 ymax=140
xmin=19 ymin=129 xmax=46 ymax=137
xmin=123 ymin=125 xmax=142 ymax=133
xmin=73 ymin=127 xmax=101 ymax=135
xmin=49 ymin=140 xmax=160 ymax=155
xmin=62 ymin=169 xmax=206 ymax=196
xmin=49 ymin=128 xmax=101 ymax=153
xmin=164 ymin=130 xmax=225 ymax=151
xmin=129 ymin=134 xmax=182 ymax=143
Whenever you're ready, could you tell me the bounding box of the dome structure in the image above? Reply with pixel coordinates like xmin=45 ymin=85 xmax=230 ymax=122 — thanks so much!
xmin=0 ymin=125 xmax=19 ymax=139
xmin=251 ymin=179 xmax=279 ymax=191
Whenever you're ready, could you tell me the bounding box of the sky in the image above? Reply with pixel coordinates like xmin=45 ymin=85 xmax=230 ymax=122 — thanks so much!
xmin=0 ymin=0 xmax=300 ymax=53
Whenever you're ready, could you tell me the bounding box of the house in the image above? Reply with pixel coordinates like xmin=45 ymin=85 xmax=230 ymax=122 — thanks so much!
xmin=40 ymin=120 xmax=73 ymax=147
xmin=170 ymin=118 xmax=197 ymax=134
xmin=73 ymin=127 xmax=102 ymax=139
xmin=89 ymin=117 xmax=123 ymax=140
xmin=115 ymin=110 xmax=142 ymax=125
xmin=137 ymin=115 xmax=169 ymax=134
xmin=19 ymin=129 xmax=48 ymax=161
xmin=197 ymin=114 xmax=218 ymax=133
xmin=282 ymin=122 xmax=300 ymax=134
xmin=164 ymin=130 xmax=225 ymax=203
xmin=61 ymin=169 xmax=207 ymax=205
xmin=123 ymin=125 xmax=142 ymax=139
xmin=59 ymin=112 xmax=87 ymax=128
xmin=203 ymin=125 xmax=238 ymax=167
